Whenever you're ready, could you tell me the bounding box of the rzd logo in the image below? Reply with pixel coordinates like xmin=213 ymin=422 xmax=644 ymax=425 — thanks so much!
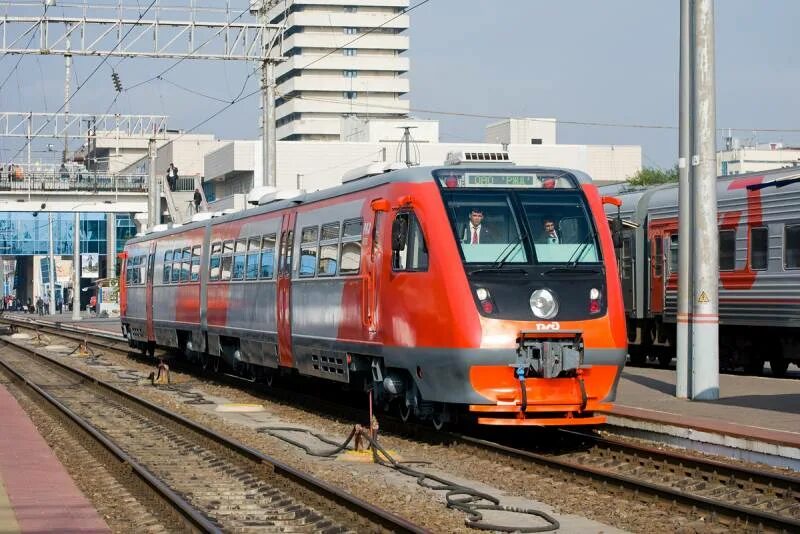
xmin=536 ymin=322 xmax=561 ymax=331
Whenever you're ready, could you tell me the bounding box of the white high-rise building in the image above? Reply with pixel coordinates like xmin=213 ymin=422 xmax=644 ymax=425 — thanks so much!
xmin=266 ymin=0 xmax=410 ymax=141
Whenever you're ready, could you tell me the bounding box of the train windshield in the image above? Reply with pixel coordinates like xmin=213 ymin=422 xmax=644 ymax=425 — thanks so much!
xmin=440 ymin=177 xmax=601 ymax=266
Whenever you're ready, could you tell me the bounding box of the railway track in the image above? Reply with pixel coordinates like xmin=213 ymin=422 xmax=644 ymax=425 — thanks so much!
xmin=3 ymin=316 xmax=800 ymax=532
xmin=0 ymin=328 xmax=423 ymax=533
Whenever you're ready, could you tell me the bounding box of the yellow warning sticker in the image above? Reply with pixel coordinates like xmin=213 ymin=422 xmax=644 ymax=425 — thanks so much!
xmin=697 ymin=291 xmax=709 ymax=303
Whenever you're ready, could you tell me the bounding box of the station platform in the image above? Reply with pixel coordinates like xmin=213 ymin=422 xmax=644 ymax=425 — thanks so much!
xmin=0 ymin=382 xmax=109 ymax=533
xmin=607 ymin=365 xmax=800 ymax=468
xmin=0 ymin=310 xmax=123 ymax=337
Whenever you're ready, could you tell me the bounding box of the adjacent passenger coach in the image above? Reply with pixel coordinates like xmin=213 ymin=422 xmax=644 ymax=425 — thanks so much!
xmin=121 ymin=152 xmax=628 ymax=427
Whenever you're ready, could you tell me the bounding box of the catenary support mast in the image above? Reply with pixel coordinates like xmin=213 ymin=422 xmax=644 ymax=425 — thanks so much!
xmin=690 ymin=0 xmax=719 ymax=400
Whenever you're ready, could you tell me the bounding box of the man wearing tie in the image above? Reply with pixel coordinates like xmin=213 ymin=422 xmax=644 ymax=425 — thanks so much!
xmin=463 ymin=208 xmax=494 ymax=244
xmin=542 ymin=219 xmax=560 ymax=244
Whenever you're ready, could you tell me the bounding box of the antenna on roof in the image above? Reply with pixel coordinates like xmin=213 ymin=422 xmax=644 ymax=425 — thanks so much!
xmin=397 ymin=126 xmax=419 ymax=167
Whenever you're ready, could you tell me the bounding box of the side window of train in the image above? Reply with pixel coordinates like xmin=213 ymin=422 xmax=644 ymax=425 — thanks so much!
xmin=750 ymin=227 xmax=768 ymax=271
xmin=299 ymin=226 xmax=319 ymax=278
xmin=233 ymin=238 xmax=247 ymax=280
xmin=719 ymin=230 xmax=736 ymax=271
xmin=339 ymin=218 xmax=363 ymax=275
xmin=621 ymin=237 xmax=632 ymax=279
xmin=785 ymin=225 xmax=800 ymax=269
xmin=245 ymin=238 xmax=260 ymax=280
xmin=190 ymin=245 xmax=201 ymax=281
xmin=180 ymin=247 xmax=191 ymax=282
xmin=170 ymin=249 xmax=181 ymax=283
xmin=209 ymin=242 xmax=222 ymax=281
xmin=392 ymin=212 xmax=429 ymax=272
xmin=669 ymin=234 xmax=679 ymax=274
xmin=163 ymin=250 xmax=173 ymax=283
xmin=653 ymin=237 xmax=663 ymax=276
xmin=318 ymin=222 xmax=340 ymax=276
xmin=221 ymin=240 xmax=234 ymax=281
xmin=260 ymin=234 xmax=276 ymax=279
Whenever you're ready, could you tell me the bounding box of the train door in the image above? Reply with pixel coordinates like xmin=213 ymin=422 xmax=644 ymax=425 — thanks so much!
xmin=365 ymin=199 xmax=389 ymax=335
xmin=276 ymin=211 xmax=296 ymax=367
xmin=118 ymin=251 xmax=128 ymax=318
xmin=144 ymin=242 xmax=156 ymax=341
xmin=649 ymin=231 xmax=665 ymax=314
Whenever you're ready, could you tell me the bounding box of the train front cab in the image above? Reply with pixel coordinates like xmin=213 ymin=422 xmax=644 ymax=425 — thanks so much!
xmin=387 ymin=163 xmax=627 ymax=426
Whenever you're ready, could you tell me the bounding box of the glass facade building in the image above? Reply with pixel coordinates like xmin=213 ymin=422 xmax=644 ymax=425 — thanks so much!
xmin=0 ymin=212 xmax=137 ymax=256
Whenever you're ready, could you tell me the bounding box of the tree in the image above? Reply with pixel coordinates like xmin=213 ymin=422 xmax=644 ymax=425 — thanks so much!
xmin=627 ymin=165 xmax=679 ymax=186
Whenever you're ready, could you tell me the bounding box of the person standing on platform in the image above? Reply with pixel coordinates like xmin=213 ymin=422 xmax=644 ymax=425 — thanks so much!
xmin=166 ymin=163 xmax=179 ymax=191
xmin=193 ymin=189 xmax=202 ymax=213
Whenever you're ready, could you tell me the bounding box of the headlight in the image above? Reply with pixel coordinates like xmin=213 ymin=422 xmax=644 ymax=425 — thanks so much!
xmin=530 ymin=289 xmax=558 ymax=319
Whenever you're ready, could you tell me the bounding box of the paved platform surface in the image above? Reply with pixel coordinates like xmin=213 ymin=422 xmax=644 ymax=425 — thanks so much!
xmin=0 ymin=382 xmax=109 ymax=533
xmin=1 ymin=311 xmax=123 ymax=336
xmin=612 ymin=366 xmax=800 ymax=447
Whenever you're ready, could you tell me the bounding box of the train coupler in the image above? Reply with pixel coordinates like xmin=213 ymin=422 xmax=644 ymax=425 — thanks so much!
xmin=515 ymin=330 xmax=584 ymax=378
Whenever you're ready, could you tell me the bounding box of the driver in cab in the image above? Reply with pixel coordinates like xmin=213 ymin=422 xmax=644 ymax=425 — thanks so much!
xmin=462 ymin=208 xmax=496 ymax=244
xmin=537 ymin=218 xmax=561 ymax=244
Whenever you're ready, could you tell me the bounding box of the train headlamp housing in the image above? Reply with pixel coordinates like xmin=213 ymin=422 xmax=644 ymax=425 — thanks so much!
xmin=530 ymin=289 xmax=558 ymax=319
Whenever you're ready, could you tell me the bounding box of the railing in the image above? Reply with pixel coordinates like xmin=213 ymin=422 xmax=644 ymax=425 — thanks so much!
xmin=0 ymin=172 xmax=148 ymax=193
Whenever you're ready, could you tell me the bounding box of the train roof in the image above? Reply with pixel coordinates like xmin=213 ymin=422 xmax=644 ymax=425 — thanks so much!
xmin=126 ymin=163 xmax=594 ymax=245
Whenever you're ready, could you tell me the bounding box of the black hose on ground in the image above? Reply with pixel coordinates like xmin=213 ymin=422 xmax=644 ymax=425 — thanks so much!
xmin=259 ymin=425 xmax=559 ymax=533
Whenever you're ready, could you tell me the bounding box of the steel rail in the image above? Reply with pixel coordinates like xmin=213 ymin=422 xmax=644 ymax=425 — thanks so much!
xmin=0 ymin=332 xmax=427 ymax=534
xmin=6 ymin=316 xmax=799 ymax=530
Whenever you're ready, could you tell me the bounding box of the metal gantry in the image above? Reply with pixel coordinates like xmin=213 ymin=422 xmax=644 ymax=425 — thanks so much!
xmin=0 ymin=112 xmax=168 ymax=139
xmin=0 ymin=14 xmax=279 ymax=61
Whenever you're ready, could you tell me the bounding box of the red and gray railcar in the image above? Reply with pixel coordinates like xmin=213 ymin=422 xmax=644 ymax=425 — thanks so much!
xmin=606 ymin=168 xmax=800 ymax=375
xmin=121 ymin=153 xmax=628 ymax=426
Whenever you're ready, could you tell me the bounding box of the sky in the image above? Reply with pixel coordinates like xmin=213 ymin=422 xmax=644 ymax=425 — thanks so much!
xmin=1 ymin=0 xmax=799 ymax=169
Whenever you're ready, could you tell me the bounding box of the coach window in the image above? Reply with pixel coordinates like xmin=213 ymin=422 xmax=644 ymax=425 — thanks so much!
xmin=621 ymin=237 xmax=632 ymax=279
xmin=392 ymin=212 xmax=429 ymax=271
xmin=653 ymin=237 xmax=663 ymax=277
xmin=171 ymin=249 xmax=181 ymax=283
xmin=163 ymin=250 xmax=173 ymax=283
xmin=340 ymin=218 xmax=363 ymax=275
xmin=669 ymin=234 xmax=679 ymax=274
xmin=209 ymin=242 xmax=222 ymax=281
xmin=299 ymin=226 xmax=319 ymax=277
xmin=750 ymin=227 xmax=768 ymax=271
xmin=785 ymin=225 xmax=800 ymax=269
xmin=190 ymin=245 xmax=201 ymax=281
xmin=221 ymin=240 xmax=234 ymax=281
xmin=233 ymin=238 xmax=247 ymax=280
xmin=245 ymin=238 xmax=260 ymax=280
xmin=260 ymin=234 xmax=276 ymax=279
xmin=180 ymin=247 xmax=191 ymax=282
xmin=719 ymin=230 xmax=736 ymax=271
xmin=318 ymin=222 xmax=340 ymax=276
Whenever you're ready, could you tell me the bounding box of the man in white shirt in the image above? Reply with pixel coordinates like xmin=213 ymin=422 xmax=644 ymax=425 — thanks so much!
xmin=542 ymin=219 xmax=560 ymax=244
xmin=463 ymin=208 xmax=494 ymax=244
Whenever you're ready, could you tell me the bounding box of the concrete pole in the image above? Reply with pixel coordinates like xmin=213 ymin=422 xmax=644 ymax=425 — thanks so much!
xmin=261 ymin=60 xmax=277 ymax=188
xmin=72 ymin=211 xmax=81 ymax=320
xmin=259 ymin=5 xmax=277 ymax=188
xmin=676 ymin=0 xmax=693 ymax=399
xmin=48 ymin=212 xmax=56 ymax=315
xmin=64 ymin=27 xmax=72 ymax=163
xmin=690 ymin=0 xmax=719 ymax=400
xmin=106 ymin=213 xmax=117 ymax=278
xmin=148 ymin=137 xmax=158 ymax=228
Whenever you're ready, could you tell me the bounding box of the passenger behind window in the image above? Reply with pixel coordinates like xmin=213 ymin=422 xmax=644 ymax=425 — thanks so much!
xmin=536 ymin=218 xmax=561 ymax=244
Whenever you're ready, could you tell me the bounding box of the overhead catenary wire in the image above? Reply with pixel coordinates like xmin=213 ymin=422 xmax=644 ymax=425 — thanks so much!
xmin=8 ymin=0 xmax=159 ymax=164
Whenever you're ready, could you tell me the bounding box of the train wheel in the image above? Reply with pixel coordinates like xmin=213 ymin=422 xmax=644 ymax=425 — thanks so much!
xmin=629 ymin=350 xmax=646 ymax=366
xmin=431 ymin=413 xmax=446 ymax=431
xmin=398 ymin=401 xmax=413 ymax=423
xmin=769 ymin=358 xmax=789 ymax=378
xmin=744 ymin=357 xmax=764 ymax=376
xmin=657 ymin=351 xmax=672 ymax=368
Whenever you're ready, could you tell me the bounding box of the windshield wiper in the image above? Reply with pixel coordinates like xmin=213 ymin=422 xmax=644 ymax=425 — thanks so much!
xmin=467 ymin=233 xmax=528 ymax=275
xmin=564 ymin=230 xmax=596 ymax=268
xmin=543 ymin=266 xmax=601 ymax=275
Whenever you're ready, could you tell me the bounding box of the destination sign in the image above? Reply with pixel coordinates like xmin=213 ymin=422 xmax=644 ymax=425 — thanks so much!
xmin=465 ymin=174 xmax=537 ymax=187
